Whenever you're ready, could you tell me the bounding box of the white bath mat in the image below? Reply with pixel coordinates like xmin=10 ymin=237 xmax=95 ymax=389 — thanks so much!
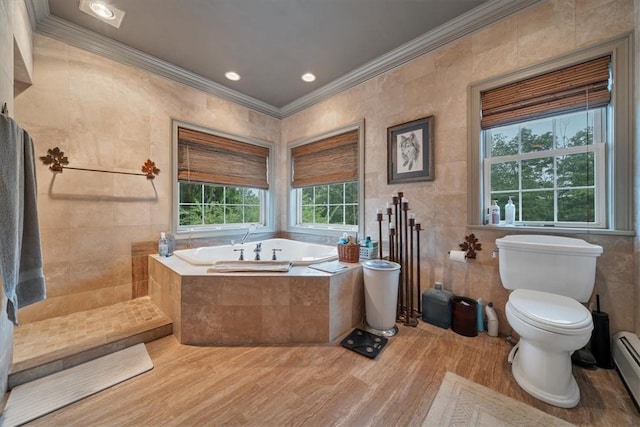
xmin=0 ymin=343 xmax=153 ymax=427
xmin=423 ymin=372 xmax=574 ymax=426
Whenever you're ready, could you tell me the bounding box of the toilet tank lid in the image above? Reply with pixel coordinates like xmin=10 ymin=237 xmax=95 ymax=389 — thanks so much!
xmin=496 ymin=234 xmax=603 ymax=256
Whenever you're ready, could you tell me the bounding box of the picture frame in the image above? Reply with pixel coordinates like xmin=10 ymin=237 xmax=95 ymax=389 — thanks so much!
xmin=387 ymin=116 xmax=434 ymax=184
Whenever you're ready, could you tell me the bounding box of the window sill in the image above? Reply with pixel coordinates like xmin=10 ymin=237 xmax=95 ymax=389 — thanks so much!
xmin=467 ymin=224 xmax=635 ymax=237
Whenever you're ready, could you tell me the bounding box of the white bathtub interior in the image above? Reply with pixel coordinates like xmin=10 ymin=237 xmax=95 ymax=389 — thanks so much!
xmin=173 ymin=238 xmax=338 ymax=266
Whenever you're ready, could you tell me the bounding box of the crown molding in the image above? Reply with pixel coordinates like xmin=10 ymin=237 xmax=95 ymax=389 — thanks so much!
xmin=27 ymin=0 xmax=542 ymax=119
xmin=280 ymin=0 xmax=542 ymax=117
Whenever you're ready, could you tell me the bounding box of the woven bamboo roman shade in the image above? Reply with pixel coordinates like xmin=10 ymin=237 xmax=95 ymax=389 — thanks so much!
xmin=291 ymin=129 xmax=359 ymax=188
xmin=177 ymin=127 xmax=269 ymax=189
xmin=481 ymin=55 xmax=611 ymax=129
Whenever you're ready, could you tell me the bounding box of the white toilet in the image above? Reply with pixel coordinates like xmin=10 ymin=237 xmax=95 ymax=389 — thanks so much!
xmin=495 ymin=234 xmax=603 ymax=408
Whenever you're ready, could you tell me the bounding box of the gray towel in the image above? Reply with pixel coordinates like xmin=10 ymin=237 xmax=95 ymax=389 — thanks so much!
xmin=0 ymin=115 xmax=46 ymax=325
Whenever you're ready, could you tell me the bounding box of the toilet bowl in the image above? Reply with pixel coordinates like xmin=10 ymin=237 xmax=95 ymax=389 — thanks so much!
xmin=506 ymin=289 xmax=593 ymax=408
xmin=495 ymin=235 xmax=602 ymax=408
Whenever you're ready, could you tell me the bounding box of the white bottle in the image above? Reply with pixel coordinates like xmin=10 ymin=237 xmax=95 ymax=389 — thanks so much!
xmin=490 ymin=200 xmax=501 ymax=225
xmin=505 ymin=196 xmax=515 ymax=226
xmin=158 ymin=232 xmax=169 ymax=257
xmin=485 ymin=302 xmax=498 ymax=337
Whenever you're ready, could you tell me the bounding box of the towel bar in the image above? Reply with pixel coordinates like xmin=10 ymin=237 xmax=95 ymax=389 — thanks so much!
xmin=40 ymin=146 xmax=160 ymax=179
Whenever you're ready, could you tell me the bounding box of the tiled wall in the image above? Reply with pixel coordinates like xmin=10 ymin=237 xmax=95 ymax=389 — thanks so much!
xmin=280 ymin=0 xmax=637 ymax=335
xmin=13 ymin=34 xmax=280 ymax=323
xmin=7 ymin=0 xmax=639 ymax=340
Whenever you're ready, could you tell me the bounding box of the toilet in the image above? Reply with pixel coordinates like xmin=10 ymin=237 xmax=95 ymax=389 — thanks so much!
xmin=495 ymin=234 xmax=603 ymax=408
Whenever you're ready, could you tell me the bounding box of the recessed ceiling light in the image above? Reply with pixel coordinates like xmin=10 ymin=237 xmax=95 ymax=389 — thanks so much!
xmin=225 ymin=72 xmax=241 ymax=81
xmin=89 ymin=1 xmax=115 ymax=19
xmin=301 ymin=73 xmax=316 ymax=82
xmin=79 ymin=0 xmax=126 ymax=28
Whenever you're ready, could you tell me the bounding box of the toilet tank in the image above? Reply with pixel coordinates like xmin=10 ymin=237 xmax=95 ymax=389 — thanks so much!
xmin=495 ymin=235 xmax=603 ymax=302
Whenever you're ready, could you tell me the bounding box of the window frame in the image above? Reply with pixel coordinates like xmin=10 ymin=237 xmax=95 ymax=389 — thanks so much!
xmin=287 ymin=120 xmax=365 ymax=237
xmin=482 ymin=109 xmax=607 ymax=228
xmin=171 ymin=119 xmax=275 ymax=237
xmin=468 ymin=35 xmax=633 ymax=233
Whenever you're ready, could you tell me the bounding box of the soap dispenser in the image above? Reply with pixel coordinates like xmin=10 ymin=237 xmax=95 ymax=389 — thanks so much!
xmin=158 ymin=232 xmax=169 ymax=257
xmin=505 ymin=196 xmax=515 ymax=226
xmin=490 ymin=200 xmax=501 ymax=225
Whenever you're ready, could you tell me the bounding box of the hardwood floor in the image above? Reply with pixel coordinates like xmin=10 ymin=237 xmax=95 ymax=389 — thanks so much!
xmin=26 ymin=322 xmax=639 ymax=426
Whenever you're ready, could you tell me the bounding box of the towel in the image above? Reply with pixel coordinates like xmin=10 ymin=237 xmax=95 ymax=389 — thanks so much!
xmin=207 ymin=260 xmax=293 ymax=273
xmin=0 ymin=115 xmax=46 ymax=325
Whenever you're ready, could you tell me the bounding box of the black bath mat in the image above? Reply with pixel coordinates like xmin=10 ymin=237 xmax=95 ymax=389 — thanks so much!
xmin=340 ymin=328 xmax=388 ymax=359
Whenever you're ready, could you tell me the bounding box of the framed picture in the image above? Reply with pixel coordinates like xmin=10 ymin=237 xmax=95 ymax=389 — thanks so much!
xmin=387 ymin=116 xmax=434 ymax=184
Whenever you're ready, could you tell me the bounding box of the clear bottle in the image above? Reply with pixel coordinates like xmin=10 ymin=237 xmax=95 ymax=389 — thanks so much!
xmin=158 ymin=232 xmax=169 ymax=257
xmin=486 ymin=302 xmax=499 ymax=337
xmin=505 ymin=196 xmax=515 ymax=226
xmin=422 ymin=282 xmax=453 ymax=329
xmin=490 ymin=200 xmax=501 ymax=225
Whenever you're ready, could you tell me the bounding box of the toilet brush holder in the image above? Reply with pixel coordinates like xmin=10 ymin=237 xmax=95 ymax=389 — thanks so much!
xmin=591 ymin=295 xmax=613 ymax=369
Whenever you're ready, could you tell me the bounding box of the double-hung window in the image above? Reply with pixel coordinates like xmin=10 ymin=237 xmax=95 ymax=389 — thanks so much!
xmin=469 ymin=36 xmax=633 ymax=232
xmin=172 ymin=122 xmax=273 ymax=234
xmin=289 ymin=122 xmax=364 ymax=235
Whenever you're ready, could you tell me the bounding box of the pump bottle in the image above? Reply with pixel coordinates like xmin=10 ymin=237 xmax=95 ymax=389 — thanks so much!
xmin=158 ymin=232 xmax=169 ymax=257
xmin=490 ymin=200 xmax=500 ymax=225
xmin=505 ymin=196 xmax=515 ymax=226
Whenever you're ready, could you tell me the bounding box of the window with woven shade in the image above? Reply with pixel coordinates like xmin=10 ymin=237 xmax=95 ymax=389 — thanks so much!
xmin=173 ymin=122 xmax=274 ymax=234
xmin=468 ymin=36 xmax=633 ymax=232
xmin=289 ymin=122 xmax=364 ymax=233
xmin=177 ymin=126 xmax=269 ymax=189
xmin=291 ymin=129 xmax=358 ymax=188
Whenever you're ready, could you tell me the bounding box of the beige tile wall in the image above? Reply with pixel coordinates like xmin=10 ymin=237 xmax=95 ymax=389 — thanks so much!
xmin=6 ymin=0 xmax=638 ymax=340
xmin=14 ymin=34 xmax=280 ymax=324
xmin=280 ymin=0 xmax=637 ymax=335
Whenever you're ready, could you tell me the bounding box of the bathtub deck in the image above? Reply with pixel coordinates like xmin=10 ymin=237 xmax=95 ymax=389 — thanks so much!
xmin=9 ymin=297 xmax=172 ymax=388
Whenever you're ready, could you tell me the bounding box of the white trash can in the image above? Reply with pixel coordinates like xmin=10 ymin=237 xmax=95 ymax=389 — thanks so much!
xmin=363 ymin=260 xmax=401 ymax=336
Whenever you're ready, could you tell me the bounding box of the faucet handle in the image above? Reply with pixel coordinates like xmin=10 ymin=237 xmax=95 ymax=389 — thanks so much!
xmin=271 ymin=248 xmax=282 ymax=260
xmin=234 ymin=248 xmax=245 ymax=261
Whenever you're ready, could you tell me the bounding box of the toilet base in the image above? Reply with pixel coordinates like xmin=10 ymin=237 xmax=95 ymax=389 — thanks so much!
xmin=511 ymin=343 xmax=580 ymax=408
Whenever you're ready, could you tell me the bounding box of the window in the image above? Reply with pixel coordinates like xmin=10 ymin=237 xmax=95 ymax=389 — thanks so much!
xmin=172 ymin=122 xmax=274 ymax=234
xmin=484 ymin=108 xmax=606 ymax=227
xmin=299 ymin=182 xmax=359 ymax=227
xmin=179 ymin=184 xmax=263 ymax=227
xmin=468 ymin=36 xmax=633 ymax=232
xmin=288 ymin=121 xmax=365 ymax=234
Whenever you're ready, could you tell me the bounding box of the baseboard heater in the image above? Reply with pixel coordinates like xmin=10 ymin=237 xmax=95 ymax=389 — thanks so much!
xmin=612 ymin=331 xmax=640 ymax=406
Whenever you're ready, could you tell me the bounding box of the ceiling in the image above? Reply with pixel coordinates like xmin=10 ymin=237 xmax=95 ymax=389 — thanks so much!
xmin=27 ymin=0 xmax=541 ymax=118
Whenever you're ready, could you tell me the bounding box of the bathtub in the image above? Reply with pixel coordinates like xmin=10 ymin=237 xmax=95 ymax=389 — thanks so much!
xmin=149 ymin=240 xmax=364 ymax=345
xmin=173 ymin=238 xmax=338 ymax=266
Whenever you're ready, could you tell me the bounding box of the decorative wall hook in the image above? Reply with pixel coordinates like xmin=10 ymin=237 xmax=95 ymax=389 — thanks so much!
xmin=459 ymin=234 xmax=482 ymax=259
xmin=40 ymin=146 xmax=160 ymax=180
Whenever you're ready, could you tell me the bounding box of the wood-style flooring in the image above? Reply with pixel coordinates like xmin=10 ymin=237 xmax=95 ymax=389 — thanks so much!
xmin=25 ymin=322 xmax=639 ymax=426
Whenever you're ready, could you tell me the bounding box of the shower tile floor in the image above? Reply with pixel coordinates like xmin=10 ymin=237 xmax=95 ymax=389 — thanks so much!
xmin=10 ymin=297 xmax=172 ymax=387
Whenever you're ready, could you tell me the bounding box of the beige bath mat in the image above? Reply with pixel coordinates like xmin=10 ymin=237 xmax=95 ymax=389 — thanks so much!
xmin=0 ymin=343 xmax=153 ymax=427
xmin=422 ymin=372 xmax=574 ymax=426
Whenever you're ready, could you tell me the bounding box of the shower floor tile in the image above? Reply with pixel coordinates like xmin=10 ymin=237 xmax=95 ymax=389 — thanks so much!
xmin=10 ymin=297 xmax=172 ymax=386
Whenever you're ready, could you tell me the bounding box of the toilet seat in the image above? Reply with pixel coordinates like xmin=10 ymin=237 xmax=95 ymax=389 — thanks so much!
xmin=508 ymin=289 xmax=592 ymax=335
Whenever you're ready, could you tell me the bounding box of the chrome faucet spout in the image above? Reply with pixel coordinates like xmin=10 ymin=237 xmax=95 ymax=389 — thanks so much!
xmin=240 ymin=224 xmax=257 ymax=244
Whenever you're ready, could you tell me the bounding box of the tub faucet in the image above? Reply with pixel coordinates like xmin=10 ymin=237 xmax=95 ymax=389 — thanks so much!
xmin=254 ymin=242 xmax=262 ymax=260
xmin=240 ymin=224 xmax=257 ymax=244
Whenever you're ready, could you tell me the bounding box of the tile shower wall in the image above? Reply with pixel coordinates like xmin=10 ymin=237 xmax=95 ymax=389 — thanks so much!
xmin=280 ymin=0 xmax=637 ymax=335
xmin=13 ymin=34 xmax=280 ymax=323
